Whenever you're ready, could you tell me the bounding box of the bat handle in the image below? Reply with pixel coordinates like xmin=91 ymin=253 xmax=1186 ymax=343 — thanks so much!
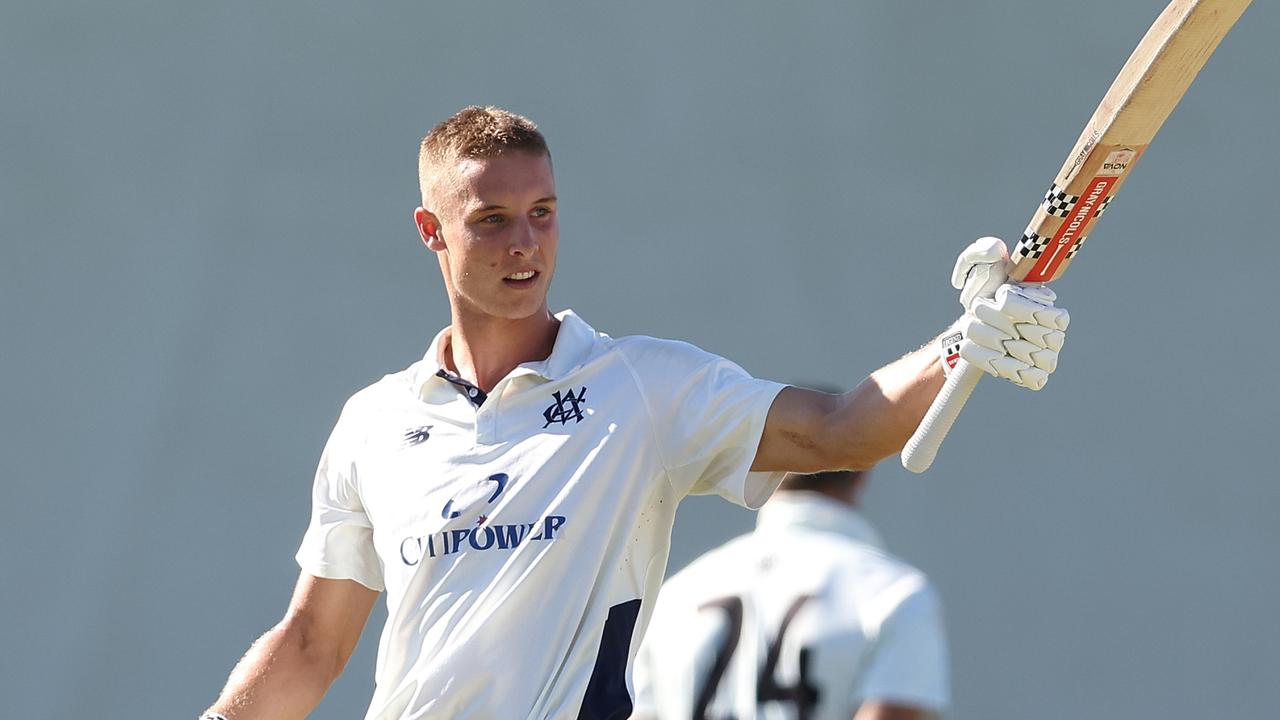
xmin=900 ymin=359 xmax=985 ymax=473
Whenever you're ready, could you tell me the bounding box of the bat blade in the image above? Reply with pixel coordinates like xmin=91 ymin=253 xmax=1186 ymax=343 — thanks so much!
xmin=902 ymin=0 xmax=1251 ymax=474
xmin=1010 ymin=0 xmax=1251 ymax=285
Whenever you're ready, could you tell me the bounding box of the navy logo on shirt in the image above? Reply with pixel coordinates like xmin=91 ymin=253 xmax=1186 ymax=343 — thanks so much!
xmin=402 ymin=425 xmax=433 ymax=447
xmin=543 ymin=387 xmax=588 ymax=427
xmin=441 ymin=473 xmax=509 ymax=519
xmin=400 ymin=471 xmax=566 ymax=566
xmin=399 ymin=515 xmax=566 ymax=565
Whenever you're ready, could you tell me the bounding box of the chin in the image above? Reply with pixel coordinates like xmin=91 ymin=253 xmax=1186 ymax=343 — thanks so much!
xmin=503 ymin=291 xmax=552 ymax=320
xmin=475 ymin=299 xmax=550 ymax=322
xmin=506 ymin=303 xmax=550 ymax=321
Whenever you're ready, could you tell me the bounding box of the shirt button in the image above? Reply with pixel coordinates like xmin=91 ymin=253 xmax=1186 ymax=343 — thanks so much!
xmin=467 ymin=388 xmax=478 ymax=398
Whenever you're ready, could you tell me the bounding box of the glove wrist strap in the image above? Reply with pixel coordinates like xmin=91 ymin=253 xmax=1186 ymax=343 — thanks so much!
xmin=939 ymin=319 xmax=965 ymax=377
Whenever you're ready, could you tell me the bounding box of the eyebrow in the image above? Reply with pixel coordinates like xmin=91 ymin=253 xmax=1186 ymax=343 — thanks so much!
xmin=469 ymin=196 xmax=557 ymax=214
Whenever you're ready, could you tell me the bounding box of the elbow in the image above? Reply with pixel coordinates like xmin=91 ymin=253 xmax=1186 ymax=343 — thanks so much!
xmin=812 ymin=422 xmax=881 ymax=472
xmin=830 ymin=375 xmax=927 ymax=469
xmin=843 ymin=429 xmax=915 ymax=470
xmin=833 ymin=446 xmax=883 ymax=473
xmin=814 ymin=420 xmax=906 ymax=473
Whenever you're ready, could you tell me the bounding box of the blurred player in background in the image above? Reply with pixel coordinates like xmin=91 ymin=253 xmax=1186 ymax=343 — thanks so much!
xmin=199 ymin=106 xmax=1064 ymax=719
xmin=633 ymin=465 xmax=948 ymax=720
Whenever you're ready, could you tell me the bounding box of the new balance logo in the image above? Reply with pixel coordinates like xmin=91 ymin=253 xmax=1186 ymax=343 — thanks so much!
xmin=543 ymin=387 xmax=588 ymax=427
xmin=402 ymin=425 xmax=433 ymax=447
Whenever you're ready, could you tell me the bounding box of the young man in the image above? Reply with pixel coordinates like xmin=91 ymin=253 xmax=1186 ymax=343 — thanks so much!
xmin=200 ymin=106 xmax=1066 ymax=720
xmin=632 ymin=467 xmax=949 ymax=720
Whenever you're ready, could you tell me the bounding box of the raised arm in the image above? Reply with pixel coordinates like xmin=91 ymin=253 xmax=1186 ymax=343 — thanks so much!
xmin=753 ymin=237 xmax=1069 ymax=474
xmin=201 ymin=573 xmax=379 ymax=720
xmin=752 ymin=343 xmax=943 ymax=473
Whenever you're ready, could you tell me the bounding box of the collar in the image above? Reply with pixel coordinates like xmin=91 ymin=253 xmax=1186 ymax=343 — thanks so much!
xmin=755 ymin=491 xmax=885 ymax=550
xmin=415 ymin=309 xmax=601 ymax=394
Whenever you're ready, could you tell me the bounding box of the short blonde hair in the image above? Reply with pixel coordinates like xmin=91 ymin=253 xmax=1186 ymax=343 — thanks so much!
xmin=418 ymin=106 xmax=550 ymax=203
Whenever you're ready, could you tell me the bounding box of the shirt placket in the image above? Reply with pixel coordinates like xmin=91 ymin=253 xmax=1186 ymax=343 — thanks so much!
xmin=433 ymin=369 xmax=487 ymax=442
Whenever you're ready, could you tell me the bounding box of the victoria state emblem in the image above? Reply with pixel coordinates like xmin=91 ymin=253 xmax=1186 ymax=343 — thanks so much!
xmin=543 ymin=387 xmax=588 ymax=427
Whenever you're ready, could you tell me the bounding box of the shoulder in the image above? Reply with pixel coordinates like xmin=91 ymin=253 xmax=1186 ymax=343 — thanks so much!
xmin=327 ymin=361 xmax=426 ymax=444
xmin=832 ymin=534 xmax=931 ymax=588
xmin=341 ymin=364 xmax=419 ymax=415
xmin=613 ymin=334 xmax=722 ymax=365
xmin=611 ymin=335 xmax=751 ymax=388
xmin=825 ymin=541 xmax=938 ymax=625
xmin=757 ymin=519 xmax=935 ymax=613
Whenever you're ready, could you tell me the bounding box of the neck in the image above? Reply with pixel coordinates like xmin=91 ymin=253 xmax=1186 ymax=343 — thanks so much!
xmin=441 ymin=307 xmax=560 ymax=393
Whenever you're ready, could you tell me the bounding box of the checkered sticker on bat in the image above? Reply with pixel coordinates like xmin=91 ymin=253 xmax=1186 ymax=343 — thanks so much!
xmin=1094 ymin=195 xmax=1114 ymax=218
xmin=1014 ymin=229 xmax=1050 ymax=260
xmin=1043 ymin=184 xmax=1079 ymax=217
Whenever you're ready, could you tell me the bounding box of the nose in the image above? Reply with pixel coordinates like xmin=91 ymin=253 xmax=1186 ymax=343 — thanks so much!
xmin=509 ymin=218 xmax=539 ymax=257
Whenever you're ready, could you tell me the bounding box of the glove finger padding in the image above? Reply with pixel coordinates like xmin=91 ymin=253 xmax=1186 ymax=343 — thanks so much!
xmin=969 ymin=304 xmax=1067 ymax=354
xmin=956 ymin=280 xmax=1068 ymax=390
xmin=1002 ymin=285 xmax=1070 ymax=330
xmin=959 ymin=314 xmax=1013 ymax=351
xmin=1003 ymin=338 xmax=1057 ymax=372
xmin=1013 ymin=367 xmax=1050 ymax=391
xmin=990 ymin=285 xmax=1052 ymax=324
xmin=958 ymin=324 xmax=1060 ymax=372
xmin=1017 ymin=324 xmax=1066 ymax=352
xmin=969 ymin=302 xmax=1020 ymax=340
xmin=973 ymin=290 xmax=1068 ymax=342
xmin=959 ymin=342 xmax=1051 ymax=390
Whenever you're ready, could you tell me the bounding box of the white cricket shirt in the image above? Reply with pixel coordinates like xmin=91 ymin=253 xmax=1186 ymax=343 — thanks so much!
xmin=295 ymin=310 xmax=786 ymax=719
xmin=633 ymin=492 xmax=950 ymax=720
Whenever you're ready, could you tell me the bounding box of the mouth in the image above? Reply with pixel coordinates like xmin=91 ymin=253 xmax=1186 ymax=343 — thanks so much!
xmin=503 ymin=270 xmax=539 ymax=288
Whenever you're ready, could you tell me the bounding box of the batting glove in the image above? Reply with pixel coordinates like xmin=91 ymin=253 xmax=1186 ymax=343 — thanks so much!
xmin=944 ymin=237 xmax=1070 ymax=391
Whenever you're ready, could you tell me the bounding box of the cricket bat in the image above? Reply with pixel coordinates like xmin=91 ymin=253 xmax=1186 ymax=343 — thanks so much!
xmin=901 ymin=0 xmax=1251 ymax=473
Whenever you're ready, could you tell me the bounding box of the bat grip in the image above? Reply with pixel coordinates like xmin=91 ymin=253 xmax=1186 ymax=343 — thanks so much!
xmin=900 ymin=359 xmax=985 ymax=473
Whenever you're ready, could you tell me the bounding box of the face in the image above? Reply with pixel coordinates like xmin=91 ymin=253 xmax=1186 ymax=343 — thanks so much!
xmin=416 ymin=151 xmax=558 ymax=322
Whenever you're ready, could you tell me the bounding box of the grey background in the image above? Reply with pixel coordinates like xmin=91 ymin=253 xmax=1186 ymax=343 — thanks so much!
xmin=3 ymin=1 xmax=1276 ymax=718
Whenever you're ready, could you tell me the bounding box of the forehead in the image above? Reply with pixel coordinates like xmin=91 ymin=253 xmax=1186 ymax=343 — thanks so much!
xmin=449 ymin=152 xmax=555 ymax=208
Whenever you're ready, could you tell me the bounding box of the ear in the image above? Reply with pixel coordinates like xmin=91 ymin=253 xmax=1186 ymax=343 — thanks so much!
xmin=415 ymin=207 xmax=446 ymax=252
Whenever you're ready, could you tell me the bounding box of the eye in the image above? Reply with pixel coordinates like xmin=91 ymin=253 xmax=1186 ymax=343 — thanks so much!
xmin=531 ymin=206 xmax=553 ymax=218
xmin=481 ymin=214 xmax=505 ymax=224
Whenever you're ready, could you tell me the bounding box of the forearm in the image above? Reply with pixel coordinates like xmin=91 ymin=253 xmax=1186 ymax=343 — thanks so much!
xmin=831 ymin=338 xmax=945 ymax=468
xmin=753 ymin=332 xmax=947 ymax=474
xmin=752 ymin=329 xmax=951 ymax=474
xmin=204 ymin=620 xmax=342 ymax=720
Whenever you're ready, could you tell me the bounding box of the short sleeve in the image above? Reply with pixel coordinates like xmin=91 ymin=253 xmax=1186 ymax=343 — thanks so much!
xmin=621 ymin=339 xmax=786 ymax=509
xmin=294 ymin=407 xmax=385 ymax=592
xmin=853 ymin=581 xmax=950 ymax=710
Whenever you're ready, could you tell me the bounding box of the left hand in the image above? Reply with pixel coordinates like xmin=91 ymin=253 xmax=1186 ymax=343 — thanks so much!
xmin=948 ymin=237 xmax=1070 ymax=391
